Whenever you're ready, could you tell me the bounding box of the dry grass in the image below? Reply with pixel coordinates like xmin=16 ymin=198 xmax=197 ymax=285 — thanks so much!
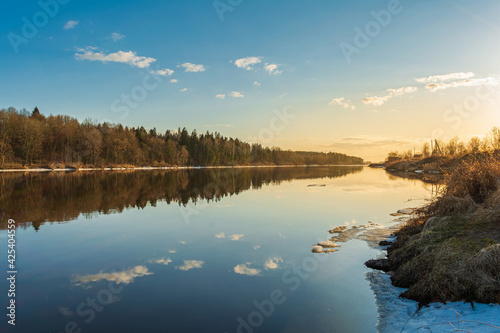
xmin=392 ymin=236 xmax=498 ymax=304
xmin=444 ymin=154 xmax=500 ymax=203
xmin=486 ymin=188 xmax=500 ymax=207
xmin=423 ymin=154 xmax=500 ymax=215
xmin=468 ymin=244 xmax=500 ymax=303
xmin=390 ymin=216 xmax=427 ymax=248
xmin=422 ymin=162 xmax=442 ymax=172
xmin=426 ymin=195 xmax=479 ymax=216
xmin=386 ymin=154 xmax=500 ymax=305
xmin=386 ymin=159 xmax=420 ymax=171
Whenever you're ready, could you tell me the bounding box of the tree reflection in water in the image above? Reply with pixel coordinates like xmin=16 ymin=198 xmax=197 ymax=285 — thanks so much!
xmin=0 ymin=166 xmax=363 ymax=230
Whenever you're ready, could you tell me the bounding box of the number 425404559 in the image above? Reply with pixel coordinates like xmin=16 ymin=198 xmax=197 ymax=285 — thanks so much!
xmin=7 ymin=219 xmax=15 ymax=266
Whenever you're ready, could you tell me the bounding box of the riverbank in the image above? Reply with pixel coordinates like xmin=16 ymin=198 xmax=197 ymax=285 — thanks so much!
xmin=312 ymin=209 xmax=500 ymax=331
xmin=0 ymin=164 xmax=366 ymax=173
xmin=362 ymin=219 xmax=500 ymax=332
xmin=371 ymin=151 xmax=498 ymax=174
xmin=331 ymin=211 xmax=500 ymax=332
xmin=363 ymin=154 xmax=500 ymax=331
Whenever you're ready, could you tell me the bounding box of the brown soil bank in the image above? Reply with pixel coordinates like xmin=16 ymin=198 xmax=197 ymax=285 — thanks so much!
xmin=379 ymin=153 xmax=500 ymax=305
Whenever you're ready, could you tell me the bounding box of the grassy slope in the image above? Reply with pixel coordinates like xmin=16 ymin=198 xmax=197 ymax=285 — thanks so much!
xmin=386 ymin=152 xmax=500 ymax=305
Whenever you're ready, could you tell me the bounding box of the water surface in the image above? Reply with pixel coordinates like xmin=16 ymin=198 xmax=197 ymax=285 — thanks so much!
xmin=0 ymin=166 xmax=436 ymax=333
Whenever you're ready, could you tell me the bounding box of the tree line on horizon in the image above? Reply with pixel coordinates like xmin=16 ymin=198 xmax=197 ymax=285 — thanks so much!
xmin=0 ymin=107 xmax=364 ymax=168
xmin=387 ymin=127 xmax=500 ymax=160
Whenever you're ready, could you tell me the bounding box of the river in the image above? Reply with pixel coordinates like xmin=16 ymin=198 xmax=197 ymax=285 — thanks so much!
xmin=0 ymin=166 xmax=437 ymax=333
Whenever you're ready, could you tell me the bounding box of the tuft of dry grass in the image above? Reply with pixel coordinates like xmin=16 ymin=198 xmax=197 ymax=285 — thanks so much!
xmin=444 ymin=154 xmax=500 ymax=203
xmin=426 ymin=194 xmax=478 ymax=216
xmin=467 ymin=244 xmax=500 ymax=303
xmin=486 ymin=188 xmax=500 ymax=208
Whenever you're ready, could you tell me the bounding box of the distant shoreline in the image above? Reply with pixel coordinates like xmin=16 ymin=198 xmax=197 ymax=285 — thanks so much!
xmin=0 ymin=164 xmax=367 ymax=173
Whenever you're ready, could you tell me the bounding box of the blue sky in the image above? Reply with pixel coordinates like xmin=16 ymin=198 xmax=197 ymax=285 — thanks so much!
xmin=1 ymin=0 xmax=500 ymax=160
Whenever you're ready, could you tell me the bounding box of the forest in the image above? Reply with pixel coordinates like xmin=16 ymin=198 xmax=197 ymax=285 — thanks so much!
xmin=0 ymin=107 xmax=364 ymax=168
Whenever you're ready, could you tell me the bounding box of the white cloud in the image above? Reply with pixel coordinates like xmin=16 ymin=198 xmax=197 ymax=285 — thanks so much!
xmin=73 ymin=266 xmax=152 ymax=286
xmin=169 ymin=250 xmax=176 ymax=253
xmin=170 ymin=79 xmax=178 ymax=83
xmin=151 ymin=68 xmax=174 ymax=76
xmin=362 ymin=96 xmax=391 ymax=106
xmin=265 ymin=63 xmax=283 ymax=75
xmin=180 ymin=88 xmax=188 ymax=92
xmin=386 ymin=86 xmax=418 ymax=96
xmin=253 ymin=81 xmax=261 ymax=86
xmin=425 ymin=77 xmax=499 ymax=92
xmin=253 ymin=245 xmax=261 ymax=250
xmin=321 ymin=136 xmax=414 ymax=151
xmin=214 ymin=232 xmax=244 ymax=239
xmin=234 ymin=263 xmax=261 ymax=276
xmin=110 ymin=32 xmax=125 ymax=42
xmin=217 ymin=92 xmax=244 ymax=99
xmin=151 ymin=258 xmax=172 ymax=265
xmin=415 ymin=72 xmax=475 ymax=83
xmin=363 ymin=86 xmax=417 ymax=106
xmin=58 ymin=307 xmax=73 ymax=316
xmin=64 ymin=20 xmax=79 ymax=30
xmin=329 ymin=97 xmax=355 ymax=110
xmin=179 ymin=240 xmax=186 ymax=244
xmin=235 ymin=57 xmax=262 ymax=70
xmin=230 ymin=234 xmax=244 ymax=241
xmin=177 ymin=260 xmax=204 ymax=271
xmin=75 ymin=49 xmax=156 ymax=68
xmin=264 ymin=257 xmax=283 ymax=270
xmin=230 ymin=91 xmax=244 ymax=98
xmin=181 ymin=62 xmax=205 ymax=72
xmin=413 ymin=72 xmax=498 ymax=92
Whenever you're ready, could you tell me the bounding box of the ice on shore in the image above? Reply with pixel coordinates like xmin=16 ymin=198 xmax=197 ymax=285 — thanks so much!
xmin=367 ymin=271 xmax=500 ymax=332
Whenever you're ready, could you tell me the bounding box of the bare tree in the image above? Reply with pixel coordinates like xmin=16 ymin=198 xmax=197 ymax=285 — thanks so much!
xmin=421 ymin=142 xmax=431 ymax=157
xmin=445 ymin=136 xmax=460 ymax=157
xmin=490 ymin=127 xmax=500 ymax=151
xmin=467 ymin=136 xmax=482 ymax=154
xmin=20 ymin=118 xmax=44 ymax=165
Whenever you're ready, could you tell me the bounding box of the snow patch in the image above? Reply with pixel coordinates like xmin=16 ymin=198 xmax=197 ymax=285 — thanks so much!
xmin=367 ymin=271 xmax=500 ymax=332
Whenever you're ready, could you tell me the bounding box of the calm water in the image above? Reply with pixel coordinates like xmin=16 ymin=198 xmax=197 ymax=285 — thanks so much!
xmin=0 ymin=167 xmax=436 ymax=333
